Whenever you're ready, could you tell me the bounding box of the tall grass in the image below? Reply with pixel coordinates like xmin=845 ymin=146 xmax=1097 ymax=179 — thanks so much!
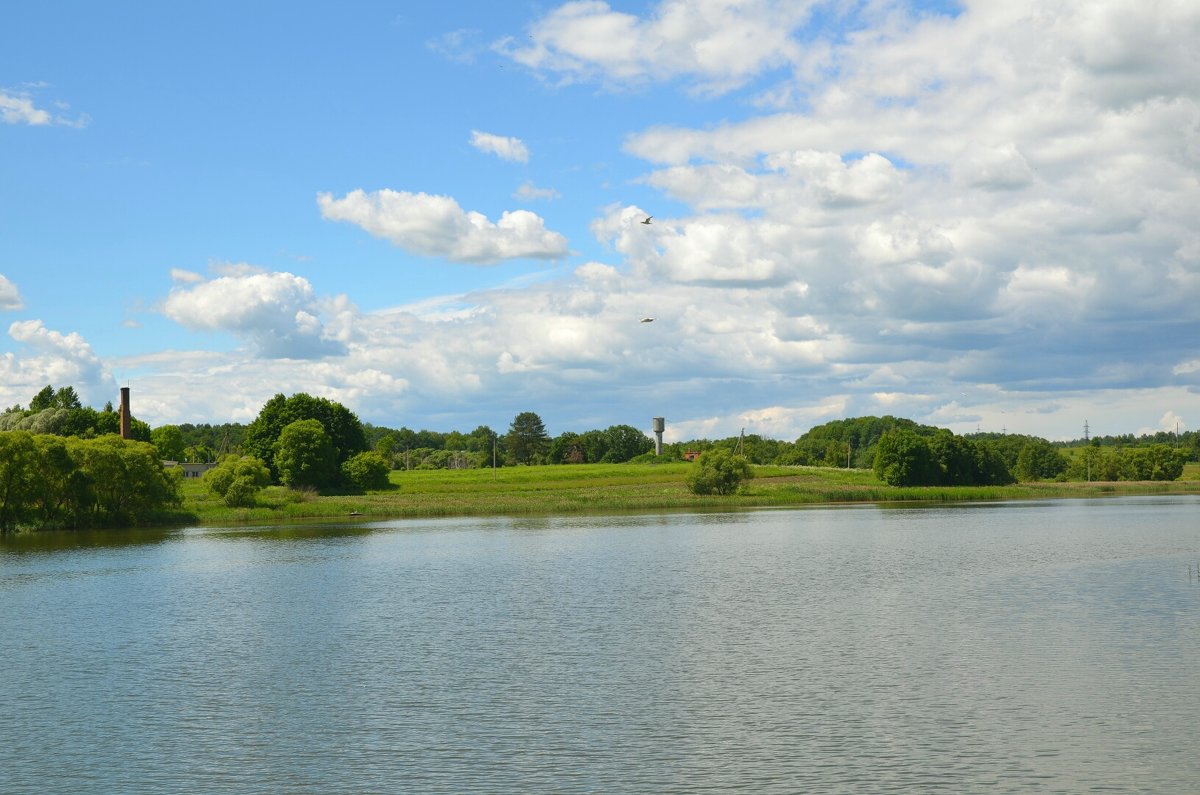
xmin=173 ymin=462 xmax=1200 ymax=526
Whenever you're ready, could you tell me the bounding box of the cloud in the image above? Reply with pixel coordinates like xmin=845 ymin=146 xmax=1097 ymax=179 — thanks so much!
xmin=1143 ymin=410 xmax=1187 ymax=436
xmin=427 ymin=28 xmax=484 ymax=63
xmin=127 ymin=2 xmax=1197 ymax=440
xmin=169 ymin=268 xmax=206 ymax=284
xmin=10 ymin=1 xmax=1195 ymax=445
xmin=1 ymin=320 xmax=112 ymax=407
xmin=318 ymin=189 xmax=569 ymax=263
xmin=0 ymin=87 xmax=89 ymax=127
xmin=0 ymin=274 xmax=23 ymax=310
xmin=0 ymin=90 xmax=51 ymax=125
xmin=162 ymin=270 xmax=349 ymax=359
xmin=497 ymin=0 xmax=814 ymax=94
xmin=470 ymin=130 xmax=530 ymax=163
xmin=514 ymin=181 xmax=561 ymax=201
xmin=601 ymin=0 xmax=1199 ymax=419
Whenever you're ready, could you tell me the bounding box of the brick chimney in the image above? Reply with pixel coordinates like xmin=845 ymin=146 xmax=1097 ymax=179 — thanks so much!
xmin=119 ymin=387 xmax=132 ymax=440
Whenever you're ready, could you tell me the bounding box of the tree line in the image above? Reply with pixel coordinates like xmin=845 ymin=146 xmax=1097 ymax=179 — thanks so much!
xmin=2 ymin=384 xmax=1194 ymax=530
xmin=0 ymin=432 xmax=180 ymax=533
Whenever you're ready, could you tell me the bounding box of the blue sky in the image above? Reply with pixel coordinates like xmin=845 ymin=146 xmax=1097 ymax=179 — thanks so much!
xmin=2 ymin=0 xmax=1198 ymax=441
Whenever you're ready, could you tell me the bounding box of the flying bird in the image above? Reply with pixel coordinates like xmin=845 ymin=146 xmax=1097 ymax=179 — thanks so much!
xmin=640 ymin=317 xmax=655 ymax=323
xmin=641 ymin=216 xmax=652 ymax=224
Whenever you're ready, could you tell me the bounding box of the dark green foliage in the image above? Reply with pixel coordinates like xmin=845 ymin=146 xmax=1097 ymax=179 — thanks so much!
xmin=1066 ymin=445 xmax=1121 ymax=481
xmin=599 ymin=424 xmax=654 ymax=463
xmin=973 ymin=443 xmax=1016 ymax=485
xmin=242 ymin=393 xmax=367 ymax=481
xmin=1014 ymin=440 xmax=1068 ymax=481
xmin=506 ymin=411 xmax=550 ymax=465
xmin=28 ymin=385 xmax=56 ymax=413
xmin=548 ymin=425 xmax=654 ymax=464
xmin=685 ymin=448 xmax=754 ymax=495
xmin=550 ymin=431 xmax=584 ymax=463
xmin=0 ymin=431 xmax=39 ymax=532
xmin=796 ymin=416 xmax=937 ymax=468
xmin=274 ymin=419 xmax=338 ymax=490
xmin=1118 ymin=444 xmax=1187 ymax=481
xmin=874 ymin=430 xmax=1015 ymax=486
xmin=965 ymin=433 xmax=1051 ymax=471
xmin=928 ymin=433 xmax=1016 ymax=486
xmin=873 ymin=429 xmax=938 ymax=486
xmin=341 ymin=451 xmax=392 ymax=491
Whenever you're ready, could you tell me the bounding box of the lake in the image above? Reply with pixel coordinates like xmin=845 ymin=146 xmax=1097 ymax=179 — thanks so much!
xmin=2 ymin=496 xmax=1198 ymax=793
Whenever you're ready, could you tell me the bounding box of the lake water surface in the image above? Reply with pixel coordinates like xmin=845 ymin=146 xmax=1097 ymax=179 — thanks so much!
xmin=3 ymin=496 xmax=1199 ymax=793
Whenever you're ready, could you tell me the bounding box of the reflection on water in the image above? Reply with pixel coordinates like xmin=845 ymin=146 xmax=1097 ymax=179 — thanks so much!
xmin=2 ymin=496 xmax=1198 ymax=794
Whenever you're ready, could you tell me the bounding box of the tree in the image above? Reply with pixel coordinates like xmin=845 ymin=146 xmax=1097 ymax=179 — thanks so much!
xmin=32 ymin=435 xmax=92 ymax=525
xmin=341 ymin=451 xmax=392 ymax=491
xmin=74 ymin=435 xmax=181 ymax=523
xmin=242 ymin=393 xmax=367 ymax=482
xmin=0 ymin=432 xmax=180 ymax=531
xmin=151 ymin=425 xmax=186 ymax=461
xmin=183 ymin=444 xmax=217 ymax=464
xmin=0 ymin=431 xmax=39 ymax=532
xmin=28 ymin=385 xmax=56 ymax=413
xmin=549 ymin=431 xmax=584 ymax=464
xmin=873 ymin=429 xmax=937 ymax=486
xmin=506 ymin=411 xmax=550 ymax=465
xmin=54 ymin=386 xmax=82 ymax=410
xmin=374 ymin=432 xmax=398 ymax=461
xmin=686 ymin=448 xmax=754 ymax=495
xmin=204 ymin=455 xmax=272 ymax=507
xmin=973 ymin=442 xmax=1016 ymax=485
xmin=601 ymin=424 xmax=654 ymax=463
xmin=1120 ymin=445 xmax=1186 ymax=481
xmin=274 ymin=419 xmax=337 ymax=490
xmin=1014 ymin=440 xmax=1068 ymax=482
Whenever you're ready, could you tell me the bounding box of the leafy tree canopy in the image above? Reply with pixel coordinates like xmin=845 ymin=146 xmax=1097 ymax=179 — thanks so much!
xmin=273 ymin=419 xmax=338 ymax=490
xmin=243 ymin=393 xmax=367 ymax=480
xmin=506 ymin=411 xmax=550 ymax=465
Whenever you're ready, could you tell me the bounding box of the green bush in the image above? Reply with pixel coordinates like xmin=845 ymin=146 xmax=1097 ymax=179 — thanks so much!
xmin=341 ymin=451 xmax=392 ymax=491
xmin=204 ymin=454 xmax=271 ymax=507
xmin=686 ymin=448 xmax=754 ymax=495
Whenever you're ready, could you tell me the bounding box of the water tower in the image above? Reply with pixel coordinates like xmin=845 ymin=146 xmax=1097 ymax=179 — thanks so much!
xmin=652 ymin=417 xmax=665 ymax=455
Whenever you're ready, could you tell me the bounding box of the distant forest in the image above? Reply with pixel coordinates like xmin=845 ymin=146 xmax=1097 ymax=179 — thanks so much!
xmin=5 ymin=387 xmax=1192 ymax=534
xmin=4 ymin=385 xmax=1197 ymax=478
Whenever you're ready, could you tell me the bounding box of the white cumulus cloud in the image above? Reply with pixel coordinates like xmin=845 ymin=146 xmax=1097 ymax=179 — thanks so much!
xmin=163 ymin=270 xmax=349 ymax=359
xmin=0 ymin=87 xmax=89 ymax=127
xmin=470 ymin=130 xmax=530 ymax=162
xmin=498 ymin=0 xmax=814 ymax=94
xmin=318 ymin=189 xmax=569 ymax=263
xmin=0 ymin=90 xmax=51 ymax=125
xmin=0 ymin=274 xmax=23 ymax=310
xmin=1 ymin=320 xmax=112 ymax=407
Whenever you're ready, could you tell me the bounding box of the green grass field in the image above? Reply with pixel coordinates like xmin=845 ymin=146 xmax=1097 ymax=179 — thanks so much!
xmin=176 ymin=461 xmax=1200 ymax=526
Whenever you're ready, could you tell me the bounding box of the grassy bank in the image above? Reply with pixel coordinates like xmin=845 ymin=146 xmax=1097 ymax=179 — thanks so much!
xmin=176 ymin=461 xmax=1200 ymax=525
